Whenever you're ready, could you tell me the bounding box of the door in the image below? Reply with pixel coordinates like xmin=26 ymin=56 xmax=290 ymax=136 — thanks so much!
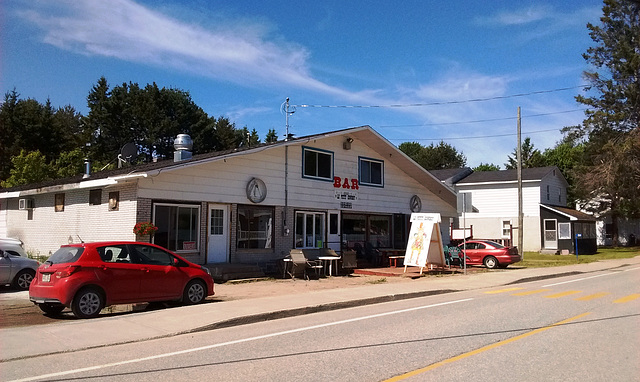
xmin=130 ymin=244 xmax=185 ymax=300
xmin=327 ymin=211 xmax=340 ymax=251
xmin=544 ymin=219 xmax=558 ymax=250
xmin=208 ymin=204 xmax=229 ymax=263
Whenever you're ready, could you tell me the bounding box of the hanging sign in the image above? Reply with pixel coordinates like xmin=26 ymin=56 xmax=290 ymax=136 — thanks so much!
xmin=404 ymin=213 xmax=446 ymax=274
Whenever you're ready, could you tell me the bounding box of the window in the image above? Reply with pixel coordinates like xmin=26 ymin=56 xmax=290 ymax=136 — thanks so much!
xmin=359 ymin=157 xmax=384 ymax=187
xmin=546 ymin=185 xmax=550 ymax=201
xmin=501 ymin=220 xmax=512 ymax=238
xmin=302 ymin=147 xmax=333 ymax=180
xmin=132 ymin=244 xmax=174 ymax=266
xmin=295 ymin=211 xmax=325 ymax=248
xmin=109 ymin=192 xmax=119 ymax=211
xmin=153 ymin=203 xmax=200 ymax=252
xmin=210 ymin=209 xmax=224 ymax=235
xmin=558 ymin=222 xmax=571 ymax=240
xmin=237 ymin=205 xmax=274 ymax=249
xmin=55 ymin=193 xmax=65 ymax=212
xmin=89 ymin=189 xmax=102 ymax=205
xmin=98 ymin=245 xmax=130 ymax=263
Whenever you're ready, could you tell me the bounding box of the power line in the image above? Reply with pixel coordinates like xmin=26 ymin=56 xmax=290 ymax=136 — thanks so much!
xmin=386 ymin=128 xmax=561 ymax=142
xmin=379 ymin=109 xmax=586 ymax=128
xmin=293 ymin=85 xmax=587 ymax=109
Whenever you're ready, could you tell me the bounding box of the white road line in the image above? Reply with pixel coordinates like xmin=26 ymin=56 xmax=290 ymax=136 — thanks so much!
xmin=542 ymin=266 xmax=640 ymax=287
xmin=8 ymin=297 xmax=474 ymax=382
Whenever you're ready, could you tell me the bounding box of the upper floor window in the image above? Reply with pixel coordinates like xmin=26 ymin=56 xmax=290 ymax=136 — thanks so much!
xmin=359 ymin=157 xmax=384 ymax=187
xmin=55 ymin=193 xmax=65 ymax=212
xmin=302 ymin=147 xmax=333 ymax=181
xmin=546 ymin=185 xmax=550 ymax=201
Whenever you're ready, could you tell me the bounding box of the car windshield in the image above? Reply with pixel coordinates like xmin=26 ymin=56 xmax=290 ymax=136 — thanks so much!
xmin=48 ymin=247 xmax=84 ymax=264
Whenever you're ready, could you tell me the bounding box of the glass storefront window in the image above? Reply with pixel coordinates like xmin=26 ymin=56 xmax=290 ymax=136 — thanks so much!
xmin=153 ymin=203 xmax=199 ymax=252
xmin=237 ymin=205 xmax=274 ymax=249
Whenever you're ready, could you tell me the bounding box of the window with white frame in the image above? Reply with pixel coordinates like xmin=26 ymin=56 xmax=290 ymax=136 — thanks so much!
xmin=295 ymin=211 xmax=325 ymax=248
xmin=153 ymin=203 xmax=200 ymax=252
xmin=359 ymin=156 xmax=384 ymax=187
xmin=302 ymin=147 xmax=333 ymax=181
xmin=558 ymin=222 xmax=571 ymax=240
xmin=501 ymin=220 xmax=512 ymax=238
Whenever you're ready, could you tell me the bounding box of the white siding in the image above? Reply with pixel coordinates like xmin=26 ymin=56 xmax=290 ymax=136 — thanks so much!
xmin=138 ymin=136 xmax=457 ymax=217
xmin=5 ymin=184 xmax=138 ymax=256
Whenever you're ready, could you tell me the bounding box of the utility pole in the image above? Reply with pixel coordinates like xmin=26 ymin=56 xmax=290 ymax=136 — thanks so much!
xmin=282 ymin=98 xmax=295 ymax=237
xmin=517 ymin=107 xmax=524 ymax=260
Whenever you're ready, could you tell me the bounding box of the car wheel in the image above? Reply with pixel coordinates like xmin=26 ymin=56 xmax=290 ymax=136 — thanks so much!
xmin=38 ymin=303 xmax=65 ymax=316
xmin=71 ymin=287 xmax=104 ymax=318
xmin=484 ymin=256 xmax=499 ymax=269
xmin=183 ymin=280 xmax=206 ymax=305
xmin=13 ymin=269 xmax=35 ymax=290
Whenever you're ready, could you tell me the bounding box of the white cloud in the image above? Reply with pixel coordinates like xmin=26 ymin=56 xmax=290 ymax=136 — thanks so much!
xmin=479 ymin=5 xmax=553 ymax=26
xmin=18 ymin=0 xmax=347 ymax=95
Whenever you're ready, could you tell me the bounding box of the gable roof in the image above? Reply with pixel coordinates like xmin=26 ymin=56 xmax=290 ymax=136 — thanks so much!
xmin=541 ymin=204 xmax=596 ymax=221
xmin=0 ymin=126 xmax=457 ymax=207
xmin=456 ymin=166 xmax=567 ymax=186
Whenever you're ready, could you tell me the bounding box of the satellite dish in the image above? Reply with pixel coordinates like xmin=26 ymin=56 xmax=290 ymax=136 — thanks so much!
xmin=120 ymin=142 xmax=138 ymax=163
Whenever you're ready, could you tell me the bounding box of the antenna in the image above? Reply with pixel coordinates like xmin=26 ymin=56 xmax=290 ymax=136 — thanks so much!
xmin=281 ymin=97 xmax=296 ymax=141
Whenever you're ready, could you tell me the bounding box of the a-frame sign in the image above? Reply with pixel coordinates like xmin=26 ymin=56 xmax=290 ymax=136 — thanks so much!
xmin=404 ymin=213 xmax=446 ymax=274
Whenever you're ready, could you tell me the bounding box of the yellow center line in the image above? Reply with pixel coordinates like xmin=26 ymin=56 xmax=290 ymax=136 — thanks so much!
xmin=383 ymin=312 xmax=592 ymax=382
xmin=544 ymin=290 xmax=582 ymax=298
xmin=512 ymin=289 xmax=551 ymax=296
xmin=575 ymin=292 xmax=610 ymax=301
xmin=484 ymin=287 xmax=525 ymax=294
xmin=613 ymin=294 xmax=640 ymax=303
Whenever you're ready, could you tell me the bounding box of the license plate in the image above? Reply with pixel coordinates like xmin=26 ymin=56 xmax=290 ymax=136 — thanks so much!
xmin=42 ymin=274 xmax=51 ymax=282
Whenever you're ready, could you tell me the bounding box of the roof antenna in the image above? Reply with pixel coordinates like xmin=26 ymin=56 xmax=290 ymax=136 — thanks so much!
xmin=77 ymin=235 xmax=84 ymax=243
xmin=281 ymin=97 xmax=296 ymax=141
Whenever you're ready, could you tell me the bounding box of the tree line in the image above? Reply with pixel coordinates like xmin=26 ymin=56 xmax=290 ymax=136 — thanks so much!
xmin=0 ymin=77 xmax=278 ymax=187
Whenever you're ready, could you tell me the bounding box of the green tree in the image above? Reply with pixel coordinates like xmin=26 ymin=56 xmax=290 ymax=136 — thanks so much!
xmin=504 ymin=137 xmax=546 ymax=169
xmin=571 ymin=0 xmax=640 ymax=245
xmin=265 ymin=129 xmax=278 ymax=143
xmin=542 ymin=135 xmax=585 ymax=206
xmin=84 ymin=78 xmax=218 ymax=163
xmin=0 ymin=150 xmax=53 ymax=188
xmin=398 ymin=141 xmax=466 ymax=170
xmin=473 ymin=163 xmax=501 ymax=171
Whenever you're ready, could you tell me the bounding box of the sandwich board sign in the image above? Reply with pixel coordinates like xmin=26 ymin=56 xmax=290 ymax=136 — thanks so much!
xmin=404 ymin=213 xmax=446 ymax=274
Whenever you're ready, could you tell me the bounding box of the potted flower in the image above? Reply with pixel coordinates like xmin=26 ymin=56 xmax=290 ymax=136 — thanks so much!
xmin=133 ymin=222 xmax=158 ymax=237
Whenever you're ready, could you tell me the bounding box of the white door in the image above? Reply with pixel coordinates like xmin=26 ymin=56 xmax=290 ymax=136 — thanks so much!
xmin=544 ymin=219 xmax=558 ymax=250
xmin=208 ymin=204 xmax=229 ymax=263
xmin=327 ymin=210 xmax=341 ymax=251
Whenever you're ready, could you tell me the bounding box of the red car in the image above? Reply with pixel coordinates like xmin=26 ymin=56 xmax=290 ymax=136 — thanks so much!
xmin=29 ymin=241 xmax=214 ymax=318
xmin=457 ymin=240 xmax=521 ymax=269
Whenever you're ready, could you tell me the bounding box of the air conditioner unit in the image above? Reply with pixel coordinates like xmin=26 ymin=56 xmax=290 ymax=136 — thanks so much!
xmin=19 ymin=198 xmax=34 ymax=210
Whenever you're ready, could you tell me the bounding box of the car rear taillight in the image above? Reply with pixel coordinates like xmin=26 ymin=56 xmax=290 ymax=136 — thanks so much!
xmin=56 ymin=265 xmax=81 ymax=278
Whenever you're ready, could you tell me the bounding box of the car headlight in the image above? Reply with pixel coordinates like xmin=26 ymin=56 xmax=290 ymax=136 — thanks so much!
xmin=200 ymin=266 xmax=211 ymax=276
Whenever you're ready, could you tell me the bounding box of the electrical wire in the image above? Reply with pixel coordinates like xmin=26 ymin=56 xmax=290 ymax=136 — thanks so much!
xmin=386 ymin=128 xmax=561 ymax=142
xmin=292 ymin=85 xmax=587 ymax=109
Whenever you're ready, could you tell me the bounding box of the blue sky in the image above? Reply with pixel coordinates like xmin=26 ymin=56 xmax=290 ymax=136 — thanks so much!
xmin=1 ymin=0 xmax=603 ymax=168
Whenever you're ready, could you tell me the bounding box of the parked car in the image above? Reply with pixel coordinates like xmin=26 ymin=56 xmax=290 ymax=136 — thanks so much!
xmin=0 ymin=238 xmax=39 ymax=290
xmin=457 ymin=240 xmax=521 ymax=269
xmin=29 ymin=241 xmax=215 ymax=318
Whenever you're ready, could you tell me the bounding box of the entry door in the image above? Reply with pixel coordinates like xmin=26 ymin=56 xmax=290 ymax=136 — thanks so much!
xmin=208 ymin=204 xmax=229 ymax=263
xmin=327 ymin=210 xmax=340 ymax=251
xmin=544 ymin=219 xmax=558 ymax=250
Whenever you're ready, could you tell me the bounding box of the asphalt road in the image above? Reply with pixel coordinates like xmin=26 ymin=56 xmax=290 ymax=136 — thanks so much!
xmin=3 ymin=266 xmax=638 ymax=382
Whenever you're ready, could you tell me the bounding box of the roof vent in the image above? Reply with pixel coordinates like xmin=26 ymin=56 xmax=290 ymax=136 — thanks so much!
xmin=174 ymin=134 xmax=193 ymax=162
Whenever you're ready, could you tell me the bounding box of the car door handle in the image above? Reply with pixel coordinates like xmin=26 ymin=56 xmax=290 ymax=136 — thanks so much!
xmin=141 ymin=268 xmax=150 ymax=273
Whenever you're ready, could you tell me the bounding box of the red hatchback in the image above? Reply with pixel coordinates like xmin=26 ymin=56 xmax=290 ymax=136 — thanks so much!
xmin=29 ymin=241 xmax=214 ymax=318
xmin=457 ymin=240 xmax=521 ymax=269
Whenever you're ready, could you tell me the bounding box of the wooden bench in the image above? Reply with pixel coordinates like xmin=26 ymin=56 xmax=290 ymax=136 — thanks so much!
xmin=388 ymin=255 xmax=404 ymax=268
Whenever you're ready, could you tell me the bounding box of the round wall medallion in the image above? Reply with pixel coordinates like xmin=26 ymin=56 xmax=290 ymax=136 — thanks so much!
xmin=410 ymin=195 xmax=422 ymax=212
xmin=246 ymin=178 xmax=267 ymax=203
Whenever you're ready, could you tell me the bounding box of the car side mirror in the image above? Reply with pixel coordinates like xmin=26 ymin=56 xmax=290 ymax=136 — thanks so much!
xmin=0 ymin=250 xmax=6 ymax=258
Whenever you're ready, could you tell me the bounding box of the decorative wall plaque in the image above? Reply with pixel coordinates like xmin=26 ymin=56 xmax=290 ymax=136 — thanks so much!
xmin=246 ymin=178 xmax=267 ymax=203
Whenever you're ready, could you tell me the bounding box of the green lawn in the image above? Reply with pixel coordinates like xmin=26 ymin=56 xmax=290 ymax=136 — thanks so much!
xmin=518 ymin=246 xmax=640 ymax=267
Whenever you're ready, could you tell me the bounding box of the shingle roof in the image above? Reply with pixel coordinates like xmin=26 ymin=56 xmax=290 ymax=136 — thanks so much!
xmin=457 ymin=166 xmax=562 ymax=184
xmin=541 ymin=204 xmax=596 ymax=221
